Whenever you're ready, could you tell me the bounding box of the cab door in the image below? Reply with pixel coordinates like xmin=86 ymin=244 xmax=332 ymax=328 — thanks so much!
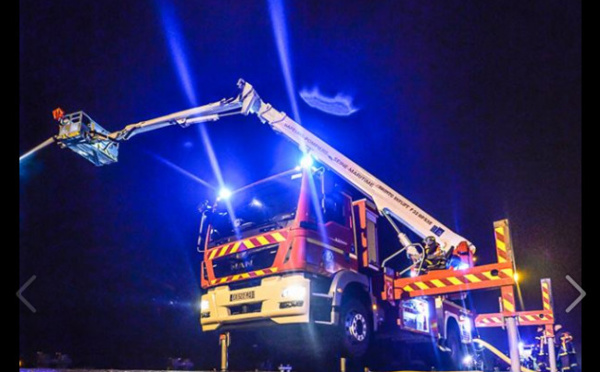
xmin=352 ymin=199 xmax=380 ymax=271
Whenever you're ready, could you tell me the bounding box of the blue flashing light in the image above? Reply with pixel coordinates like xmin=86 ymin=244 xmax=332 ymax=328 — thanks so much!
xmin=457 ymin=262 xmax=471 ymax=270
xmin=462 ymin=355 xmax=473 ymax=366
xmin=300 ymin=154 xmax=314 ymax=169
xmin=218 ymin=187 xmax=232 ymax=200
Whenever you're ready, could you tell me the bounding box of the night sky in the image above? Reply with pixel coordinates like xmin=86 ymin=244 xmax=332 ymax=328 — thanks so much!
xmin=19 ymin=0 xmax=581 ymax=369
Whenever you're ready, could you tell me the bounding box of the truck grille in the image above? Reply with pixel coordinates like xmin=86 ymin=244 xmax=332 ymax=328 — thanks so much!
xmin=212 ymin=244 xmax=278 ymax=278
xmin=228 ymin=302 xmax=262 ymax=315
xmin=229 ymin=278 xmax=262 ymax=291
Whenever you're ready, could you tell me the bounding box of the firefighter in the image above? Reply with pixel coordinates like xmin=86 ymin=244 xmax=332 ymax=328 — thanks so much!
xmin=533 ymin=327 xmax=549 ymax=372
xmin=558 ymin=331 xmax=579 ymax=371
xmin=422 ymin=236 xmax=448 ymax=270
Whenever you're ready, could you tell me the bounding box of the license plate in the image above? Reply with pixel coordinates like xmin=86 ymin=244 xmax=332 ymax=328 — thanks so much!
xmin=230 ymin=291 xmax=255 ymax=302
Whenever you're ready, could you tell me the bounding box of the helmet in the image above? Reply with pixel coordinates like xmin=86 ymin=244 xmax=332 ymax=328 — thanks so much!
xmin=560 ymin=332 xmax=573 ymax=340
xmin=424 ymin=236 xmax=437 ymax=246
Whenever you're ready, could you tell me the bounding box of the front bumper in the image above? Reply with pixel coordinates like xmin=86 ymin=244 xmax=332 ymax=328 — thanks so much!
xmin=201 ymin=274 xmax=310 ymax=331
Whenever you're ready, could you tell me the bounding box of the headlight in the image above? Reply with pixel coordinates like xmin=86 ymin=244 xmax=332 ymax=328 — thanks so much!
xmin=281 ymin=285 xmax=306 ymax=300
xmin=200 ymin=300 xmax=209 ymax=312
xmin=462 ymin=354 xmax=473 ymax=366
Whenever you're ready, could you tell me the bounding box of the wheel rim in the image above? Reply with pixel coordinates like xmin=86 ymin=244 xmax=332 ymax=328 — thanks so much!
xmin=345 ymin=310 xmax=367 ymax=343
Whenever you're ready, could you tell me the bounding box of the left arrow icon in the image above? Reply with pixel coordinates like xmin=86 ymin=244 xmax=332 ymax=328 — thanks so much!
xmin=17 ymin=275 xmax=37 ymax=313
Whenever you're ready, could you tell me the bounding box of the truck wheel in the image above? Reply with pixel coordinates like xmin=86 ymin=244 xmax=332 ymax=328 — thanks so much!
xmin=339 ymin=298 xmax=371 ymax=358
xmin=445 ymin=323 xmax=467 ymax=370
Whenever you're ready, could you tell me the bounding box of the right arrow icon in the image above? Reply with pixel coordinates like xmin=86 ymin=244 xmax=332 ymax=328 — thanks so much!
xmin=565 ymin=275 xmax=585 ymax=313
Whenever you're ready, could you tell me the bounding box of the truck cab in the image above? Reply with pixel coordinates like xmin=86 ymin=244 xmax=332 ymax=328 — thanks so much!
xmin=199 ymin=166 xmax=475 ymax=364
xmin=200 ymin=167 xmax=358 ymax=329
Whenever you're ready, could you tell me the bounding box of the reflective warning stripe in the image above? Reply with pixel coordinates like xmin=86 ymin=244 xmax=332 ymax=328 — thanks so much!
xmin=502 ymin=286 xmax=516 ymax=314
xmin=208 ymin=247 xmax=219 ymax=260
xmin=447 ymin=277 xmax=463 ymax=286
xmin=217 ymin=245 xmax=229 ymax=257
xmin=256 ymin=236 xmax=270 ymax=245
xmin=495 ymin=226 xmax=510 ymax=264
xmin=503 ymin=299 xmax=515 ymax=313
xmin=518 ymin=312 xmax=554 ymax=325
xmin=271 ymin=232 xmax=286 ymax=242
xmin=430 ymin=279 xmax=446 ymax=288
xmin=400 ymin=267 xmax=513 ymax=292
xmin=542 ymin=280 xmax=552 ymax=312
xmin=465 ymin=274 xmax=481 ymax=283
xmin=209 ymin=267 xmax=279 ymax=285
xmin=476 ymin=314 xmax=505 ymax=327
xmin=415 ymin=281 xmax=430 ymax=290
xmin=229 ymin=241 xmax=241 ymax=254
xmin=206 ymin=230 xmax=289 ymax=259
xmin=476 ymin=311 xmax=554 ymax=328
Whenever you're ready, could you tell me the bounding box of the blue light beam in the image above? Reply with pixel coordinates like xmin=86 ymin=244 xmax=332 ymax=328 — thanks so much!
xmin=146 ymin=151 xmax=216 ymax=190
xmin=157 ymin=0 xmax=240 ymax=246
xmin=157 ymin=0 xmax=198 ymax=107
xmin=268 ymin=0 xmax=301 ymax=123
xmin=157 ymin=0 xmax=226 ymax=189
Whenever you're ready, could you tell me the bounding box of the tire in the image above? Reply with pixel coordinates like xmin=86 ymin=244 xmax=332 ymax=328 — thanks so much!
xmin=445 ymin=323 xmax=467 ymax=370
xmin=339 ymin=298 xmax=372 ymax=358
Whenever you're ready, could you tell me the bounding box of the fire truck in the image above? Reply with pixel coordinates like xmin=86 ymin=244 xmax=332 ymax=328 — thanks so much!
xmin=50 ymin=80 xmax=521 ymax=369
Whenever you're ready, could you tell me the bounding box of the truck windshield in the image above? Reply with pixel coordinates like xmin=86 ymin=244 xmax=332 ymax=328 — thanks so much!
xmin=208 ymin=171 xmax=303 ymax=247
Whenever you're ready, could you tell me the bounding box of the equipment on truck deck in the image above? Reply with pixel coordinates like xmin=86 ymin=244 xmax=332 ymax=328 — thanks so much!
xmin=474 ymin=338 xmax=537 ymax=372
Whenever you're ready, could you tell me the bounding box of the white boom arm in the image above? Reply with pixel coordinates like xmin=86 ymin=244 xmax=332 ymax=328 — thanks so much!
xmin=243 ymin=84 xmax=474 ymax=253
xmin=59 ymin=79 xmax=474 ymax=253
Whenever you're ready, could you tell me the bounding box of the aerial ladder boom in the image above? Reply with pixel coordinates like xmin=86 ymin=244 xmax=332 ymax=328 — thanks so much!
xmin=53 ymin=79 xmax=475 ymax=254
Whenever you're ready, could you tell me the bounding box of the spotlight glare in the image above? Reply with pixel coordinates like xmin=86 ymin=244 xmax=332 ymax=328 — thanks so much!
xmin=218 ymin=187 xmax=232 ymax=200
xmin=457 ymin=262 xmax=470 ymax=270
xmin=300 ymin=154 xmax=314 ymax=169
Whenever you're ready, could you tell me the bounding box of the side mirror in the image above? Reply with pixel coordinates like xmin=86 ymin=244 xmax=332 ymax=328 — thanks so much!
xmin=197 ymin=201 xmax=213 ymax=253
